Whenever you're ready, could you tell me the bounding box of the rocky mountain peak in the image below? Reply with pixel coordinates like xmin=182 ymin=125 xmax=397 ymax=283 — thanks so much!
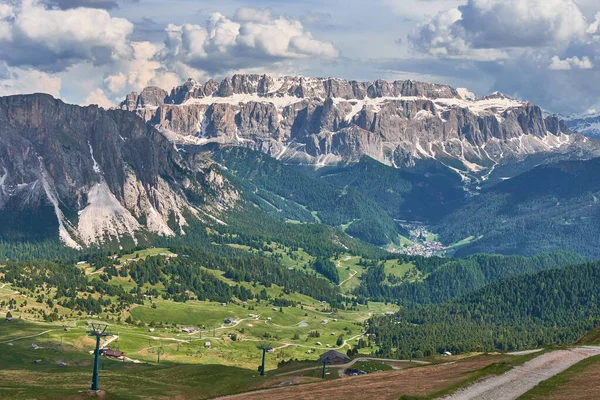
xmin=118 ymin=74 xmax=600 ymax=177
xmin=0 ymin=93 xmax=237 ymax=249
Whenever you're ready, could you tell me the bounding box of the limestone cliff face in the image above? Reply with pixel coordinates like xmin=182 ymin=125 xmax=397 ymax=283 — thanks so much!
xmin=0 ymin=94 xmax=238 ymax=248
xmin=121 ymin=74 xmax=600 ymax=172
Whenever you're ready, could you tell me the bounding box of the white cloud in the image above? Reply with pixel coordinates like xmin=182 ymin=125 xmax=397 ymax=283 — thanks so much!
xmin=157 ymin=8 xmax=339 ymax=74
xmin=409 ymin=0 xmax=589 ymax=59
xmin=549 ymin=55 xmax=594 ymax=70
xmin=588 ymin=12 xmax=600 ymax=34
xmin=233 ymin=7 xmax=272 ymax=24
xmin=103 ymin=41 xmax=185 ymax=96
xmin=0 ymin=0 xmax=134 ymax=71
xmin=105 ymin=72 xmax=127 ymax=93
xmin=84 ymin=88 xmax=112 ymax=108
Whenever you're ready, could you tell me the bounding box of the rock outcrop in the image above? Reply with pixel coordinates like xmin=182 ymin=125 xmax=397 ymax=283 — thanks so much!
xmin=0 ymin=93 xmax=237 ymax=248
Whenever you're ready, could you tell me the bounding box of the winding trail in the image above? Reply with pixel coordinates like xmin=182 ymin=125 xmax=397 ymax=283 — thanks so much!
xmin=0 ymin=330 xmax=53 ymax=344
xmin=336 ymin=256 xmax=357 ymax=287
xmin=101 ymin=335 xmax=119 ymax=348
xmin=338 ymin=269 xmax=357 ymax=287
xmin=443 ymin=346 xmax=600 ymax=400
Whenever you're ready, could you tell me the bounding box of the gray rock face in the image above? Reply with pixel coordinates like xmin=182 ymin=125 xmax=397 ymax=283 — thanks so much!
xmin=120 ymin=74 xmax=600 ymax=174
xmin=0 ymin=94 xmax=237 ymax=248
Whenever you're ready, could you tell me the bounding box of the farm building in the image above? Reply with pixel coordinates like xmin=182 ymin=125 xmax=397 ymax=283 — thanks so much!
xmin=104 ymin=349 xmax=124 ymax=359
xmin=318 ymin=350 xmax=351 ymax=365
xmin=159 ymin=253 xmax=178 ymax=258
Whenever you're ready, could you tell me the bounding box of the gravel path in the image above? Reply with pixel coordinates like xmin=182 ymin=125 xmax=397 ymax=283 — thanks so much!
xmin=0 ymin=329 xmax=53 ymax=344
xmin=443 ymin=346 xmax=600 ymax=400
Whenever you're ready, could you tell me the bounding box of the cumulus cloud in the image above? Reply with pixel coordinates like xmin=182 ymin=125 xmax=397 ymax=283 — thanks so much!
xmin=103 ymin=41 xmax=184 ymax=97
xmin=588 ymin=12 xmax=600 ymax=35
xmin=104 ymin=41 xmax=164 ymax=93
xmin=0 ymin=0 xmax=134 ymax=72
xmin=83 ymin=88 xmax=113 ymax=108
xmin=0 ymin=3 xmax=339 ymax=105
xmin=409 ymin=0 xmax=589 ymax=59
xmin=157 ymin=8 xmax=339 ymax=74
xmin=549 ymin=55 xmax=594 ymax=70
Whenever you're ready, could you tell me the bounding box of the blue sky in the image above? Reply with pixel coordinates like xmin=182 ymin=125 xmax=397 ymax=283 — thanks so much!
xmin=1 ymin=0 xmax=600 ymax=115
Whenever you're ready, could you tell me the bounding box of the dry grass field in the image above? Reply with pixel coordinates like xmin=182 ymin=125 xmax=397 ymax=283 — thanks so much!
xmin=214 ymin=355 xmax=514 ymax=400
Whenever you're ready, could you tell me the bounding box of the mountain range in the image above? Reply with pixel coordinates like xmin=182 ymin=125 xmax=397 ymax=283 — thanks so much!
xmin=120 ymin=74 xmax=600 ymax=187
xmin=2 ymin=74 xmax=600 ymax=258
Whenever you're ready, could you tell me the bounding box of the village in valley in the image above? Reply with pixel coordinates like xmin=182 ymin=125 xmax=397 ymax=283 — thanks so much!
xmin=387 ymin=222 xmax=447 ymax=257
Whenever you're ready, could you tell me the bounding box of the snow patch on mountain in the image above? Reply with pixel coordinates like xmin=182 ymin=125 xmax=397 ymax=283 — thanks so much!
xmin=88 ymin=141 xmax=101 ymax=174
xmin=182 ymin=93 xmax=306 ymax=109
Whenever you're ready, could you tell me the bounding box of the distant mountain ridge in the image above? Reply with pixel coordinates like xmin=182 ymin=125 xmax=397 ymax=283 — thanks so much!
xmin=565 ymin=112 xmax=600 ymax=139
xmin=120 ymin=74 xmax=600 ymax=185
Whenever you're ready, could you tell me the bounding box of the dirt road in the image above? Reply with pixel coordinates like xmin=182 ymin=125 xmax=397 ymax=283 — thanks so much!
xmin=444 ymin=346 xmax=600 ymax=400
xmin=0 ymin=330 xmax=53 ymax=344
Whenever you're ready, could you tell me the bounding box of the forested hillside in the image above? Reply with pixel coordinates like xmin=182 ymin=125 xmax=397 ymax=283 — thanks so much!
xmin=369 ymin=260 xmax=600 ymax=358
xmin=355 ymin=251 xmax=586 ymax=304
xmin=211 ymin=146 xmax=404 ymax=245
xmin=318 ymin=156 xmax=465 ymax=221
xmin=436 ymin=158 xmax=600 ymax=259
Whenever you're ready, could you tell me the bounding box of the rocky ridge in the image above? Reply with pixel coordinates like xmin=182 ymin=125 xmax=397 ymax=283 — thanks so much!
xmin=121 ymin=74 xmax=600 ymax=176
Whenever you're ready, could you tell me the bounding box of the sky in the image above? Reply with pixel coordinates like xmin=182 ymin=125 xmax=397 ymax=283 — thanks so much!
xmin=1 ymin=0 xmax=600 ymax=115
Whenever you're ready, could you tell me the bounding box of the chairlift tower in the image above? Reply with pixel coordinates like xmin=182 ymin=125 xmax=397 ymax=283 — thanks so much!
xmin=88 ymin=323 xmax=110 ymax=392
xmin=257 ymin=341 xmax=272 ymax=377
xmin=157 ymin=343 xmax=164 ymax=363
